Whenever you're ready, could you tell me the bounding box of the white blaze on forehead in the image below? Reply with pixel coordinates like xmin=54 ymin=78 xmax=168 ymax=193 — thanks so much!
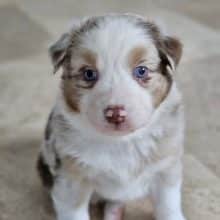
xmin=79 ymin=17 xmax=160 ymax=71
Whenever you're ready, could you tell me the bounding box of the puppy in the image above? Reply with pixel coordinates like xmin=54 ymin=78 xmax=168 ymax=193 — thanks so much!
xmin=37 ymin=14 xmax=185 ymax=220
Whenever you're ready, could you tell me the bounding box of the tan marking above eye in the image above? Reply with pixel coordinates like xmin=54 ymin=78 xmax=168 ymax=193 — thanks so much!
xmin=128 ymin=46 xmax=147 ymax=69
xmin=80 ymin=49 xmax=97 ymax=69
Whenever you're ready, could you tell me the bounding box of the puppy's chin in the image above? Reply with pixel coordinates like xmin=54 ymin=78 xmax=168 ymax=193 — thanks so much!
xmin=88 ymin=120 xmax=148 ymax=137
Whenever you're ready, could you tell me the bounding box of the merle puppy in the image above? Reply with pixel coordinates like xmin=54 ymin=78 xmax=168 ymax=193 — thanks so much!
xmin=37 ymin=14 xmax=185 ymax=220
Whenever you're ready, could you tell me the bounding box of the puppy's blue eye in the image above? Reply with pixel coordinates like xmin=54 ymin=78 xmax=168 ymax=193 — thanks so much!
xmin=83 ymin=69 xmax=98 ymax=81
xmin=133 ymin=66 xmax=148 ymax=78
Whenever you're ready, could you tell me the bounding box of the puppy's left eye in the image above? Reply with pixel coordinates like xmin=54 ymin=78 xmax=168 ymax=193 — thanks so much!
xmin=133 ymin=66 xmax=149 ymax=79
xmin=83 ymin=69 xmax=98 ymax=82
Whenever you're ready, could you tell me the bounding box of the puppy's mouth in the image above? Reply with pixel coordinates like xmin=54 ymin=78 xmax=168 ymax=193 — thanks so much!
xmin=86 ymin=108 xmax=151 ymax=137
xmin=90 ymin=120 xmax=146 ymax=136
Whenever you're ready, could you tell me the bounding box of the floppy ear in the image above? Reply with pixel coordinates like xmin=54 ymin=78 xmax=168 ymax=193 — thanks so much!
xmin=49 ymin=33 xmax=71 ymax=74
xmin=159 ymin=36 xmax=183 ymax=71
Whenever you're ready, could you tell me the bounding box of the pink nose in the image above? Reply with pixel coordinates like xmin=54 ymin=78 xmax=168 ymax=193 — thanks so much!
xmin=104 ymin=105 xmax=127 ymax=125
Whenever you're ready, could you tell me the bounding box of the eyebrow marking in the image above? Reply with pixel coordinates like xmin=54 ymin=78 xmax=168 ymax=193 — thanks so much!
xmin=81 ymin=50 xmax=97 ymax=68
xmin=128 ymin=46 xmax=147 ymax=69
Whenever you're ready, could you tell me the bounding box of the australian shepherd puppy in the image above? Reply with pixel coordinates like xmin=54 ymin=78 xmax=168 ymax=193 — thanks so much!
xmin=37 ymin=14 xmax=185 ymax=220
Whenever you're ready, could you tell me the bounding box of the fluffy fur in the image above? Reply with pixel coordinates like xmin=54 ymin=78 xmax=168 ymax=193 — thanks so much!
xmin=37 ymin=14 xmax=185 ymax=220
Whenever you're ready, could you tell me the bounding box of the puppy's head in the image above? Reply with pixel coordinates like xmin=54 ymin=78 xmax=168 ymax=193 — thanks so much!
xmin=50 ymin=14 xmax=182 ymax=136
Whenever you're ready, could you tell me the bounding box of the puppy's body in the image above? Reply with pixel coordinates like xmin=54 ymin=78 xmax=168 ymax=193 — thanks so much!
xmin=38 ymin=14 xmax=185 ymax=220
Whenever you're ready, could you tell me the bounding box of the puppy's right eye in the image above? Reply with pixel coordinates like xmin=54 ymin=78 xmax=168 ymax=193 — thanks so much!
xmin=133 ymin=66 xmax=149 ymax=79
xmin=83 ymin=68 xmax=98 ymax=82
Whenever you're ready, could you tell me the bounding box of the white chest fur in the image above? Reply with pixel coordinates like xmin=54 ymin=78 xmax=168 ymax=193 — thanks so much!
xmin=56 ymin=125 xmax=179 ymax=201
xmin=52 ymin=83 xmax=184 ymax=202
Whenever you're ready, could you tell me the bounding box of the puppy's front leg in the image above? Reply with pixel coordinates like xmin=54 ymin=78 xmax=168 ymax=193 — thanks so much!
xmin=51 ymin=175 xmax=92 ymax=220
xmin=151 ymin=161 xmax=186 ymax=220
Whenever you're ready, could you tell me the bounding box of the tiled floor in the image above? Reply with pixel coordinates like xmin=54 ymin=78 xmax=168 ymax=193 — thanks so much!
xmin=0 ymin=1 xmax=220 ymax=220
xmin=0 ymin=5 xmax=50 ymax=61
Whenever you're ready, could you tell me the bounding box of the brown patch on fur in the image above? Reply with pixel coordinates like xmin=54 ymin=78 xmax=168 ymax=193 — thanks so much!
xmin=148 ymin=73 xmax=170 ymax=108
xmin=163 ymin=36 xmax=182 ymax=66
xmin=37 ymin=154 xmax=54 ymax=189
xmin=90 ymin=200 xmax=106 ymax=220
xmin=50 ymin=17 xmax=100 ymax=74
xmin=61 ymin=45 xmax=100 ymax=112
xmin=61 ymin=51 xmax=97 ymax=113
xmin=62 ymin=79 xmax=80 ymax=113
xmin=136 ymin=20 xmax=183 ymax=106
xmin=37 ymin=152 xmax=61 ymax=190
xmin=128 ymin=46 xmax=147 ymax=69
xmin=81 ymin=50 xmax=97 ymax=68
xmin=137 ymin=20 xmax=182 ymax=68
xmin=45 ymin=111 xmax=53 ymax=140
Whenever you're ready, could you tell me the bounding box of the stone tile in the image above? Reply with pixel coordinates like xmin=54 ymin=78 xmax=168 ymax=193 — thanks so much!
xmin=0 ymin=5 xmax=50 ymax=62
xmin=155 ymin=0 xmax=220 ymax=30
xmin=180 ymin=6 xmax=220 ymax=31
xmin=18 ymin=0 xmax=158 ymax=37
xmin=19 ymin=0 xmax=157 ymax=18
xmin=20 ymin=2 xmax=220 ymax=63
xmin=0 ymin=53 xmax=59 ymax=132
xmin=183 ymin=155 xmax=220 ymax=220
xmin=177 ymin=55 xmax=220 ymax=177
xmin=0 ymin=134 xmax=54 ymax=220
xmin=0 ymin=0 xmax=14 ymax=6
xmin=144 ymin=9 xmax=220 ymax=63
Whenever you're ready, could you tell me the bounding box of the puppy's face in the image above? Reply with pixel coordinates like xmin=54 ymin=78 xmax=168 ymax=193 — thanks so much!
xmin=50 ymin=15 xmax=182 ymax=136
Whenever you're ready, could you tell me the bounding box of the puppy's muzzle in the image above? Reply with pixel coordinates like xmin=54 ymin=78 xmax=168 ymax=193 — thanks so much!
xmin=104 ymin=105 xmax=127 ymax=125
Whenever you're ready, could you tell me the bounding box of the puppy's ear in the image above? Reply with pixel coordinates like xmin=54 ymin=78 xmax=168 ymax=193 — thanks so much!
xmin=159 ymin=36 xmax=183 ymax=71
xmin=49 ymin=33 xmax=71 ymax=74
